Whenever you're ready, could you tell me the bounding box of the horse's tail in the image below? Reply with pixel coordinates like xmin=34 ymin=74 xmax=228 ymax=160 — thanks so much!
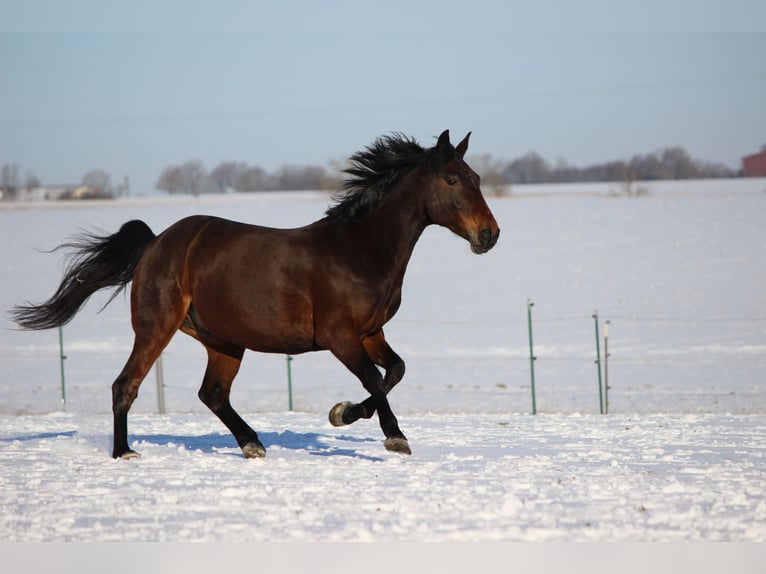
xmin=11 ymin=220 xmax=156 ymax=331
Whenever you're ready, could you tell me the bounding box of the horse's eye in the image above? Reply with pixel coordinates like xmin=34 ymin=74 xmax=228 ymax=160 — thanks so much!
xmin=446 ymin=177 xmax=458 ymax=186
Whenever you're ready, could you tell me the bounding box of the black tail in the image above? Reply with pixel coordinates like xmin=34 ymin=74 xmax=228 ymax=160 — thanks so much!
xmin=11 ymin=220 xmax=156 ymax=331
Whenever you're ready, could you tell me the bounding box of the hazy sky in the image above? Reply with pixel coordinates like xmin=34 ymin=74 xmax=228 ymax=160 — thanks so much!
xmin=1 ymin=1 xmax=765 ymax=194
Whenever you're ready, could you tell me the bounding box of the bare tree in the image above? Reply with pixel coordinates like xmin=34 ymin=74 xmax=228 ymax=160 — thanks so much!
xmin=24 ymin=170 xmax=41 ymax=189
xmin=156 ymin=165 xmax=183 ymax=194
xmin=468 ymin=153 xmax=508 ymax=196
xmin=238 ymin=166 xmax=268 ymax=191
xmin=1 ymin=163 xmax=40 ymax=200
xmin=1 ymin=163 xmax=20 ymax=189
xmin=503 ymin=152 xmax=551 ymax=184
xmin=210 ymin=161 xmax=248 ymax=193
xmin=268 ymin=165 xmax=328 ymax=191
xmin=696 ymin=160 xmax=736 ymax=179
xmin=660 ymin=147 xmax=696 ymax=179
xmin=82 ymin=169 xmax=113 ymax=196
xmin=156 ymin=160 xmax=213 ymax=195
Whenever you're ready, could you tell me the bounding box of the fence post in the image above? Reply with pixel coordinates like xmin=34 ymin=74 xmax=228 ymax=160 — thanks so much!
xmin=604 ymin=320 xmax=610 ymax=414
xmin=58 ymin=326 xmax=67 ymax=409
xmin=286 ymin=355 xmax=294 ymax=411
xmin=526 ymin=299 xmax=537 ymax=415
xmin=155 ymin=353 xmax=166 ymax=414
xmin=593 ymin=310 xmax=604 ymax=414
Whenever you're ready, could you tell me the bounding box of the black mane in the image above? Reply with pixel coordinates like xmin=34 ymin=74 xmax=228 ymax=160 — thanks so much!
xmin=323 ymin=133 xmax=436 ymax=223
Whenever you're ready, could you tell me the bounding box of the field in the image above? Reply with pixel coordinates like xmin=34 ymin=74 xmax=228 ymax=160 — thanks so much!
xmin=1 ymin=181 xmax=765 ymax=542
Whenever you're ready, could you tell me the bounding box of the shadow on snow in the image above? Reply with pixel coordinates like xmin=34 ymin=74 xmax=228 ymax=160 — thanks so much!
xmin=131 ymin=429 xmax=384 ymax=461
xmin=0 ymin=430 xmax=78 ymax=443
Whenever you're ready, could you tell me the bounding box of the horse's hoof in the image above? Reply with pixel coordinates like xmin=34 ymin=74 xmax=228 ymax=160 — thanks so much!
xmin=241 ymin=442 xmax=266 ymax=458
xmin=328 ymin=401 xmax=354 ymax=427
xmin=118 ymin=450 xmax=141 ymax=460
xmin=384 ymin=437 xmax=411 ymax=455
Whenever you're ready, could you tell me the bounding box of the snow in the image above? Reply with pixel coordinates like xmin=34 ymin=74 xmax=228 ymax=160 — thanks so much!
xmin=1 ymin=183 xmax=765 ymax=543
xmin=2 ymin=411 xmax=765 ymax=543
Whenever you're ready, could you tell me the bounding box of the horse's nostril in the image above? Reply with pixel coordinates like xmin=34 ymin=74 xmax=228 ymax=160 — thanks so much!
xmin=480 ymin=227 xmax=492 ymax=244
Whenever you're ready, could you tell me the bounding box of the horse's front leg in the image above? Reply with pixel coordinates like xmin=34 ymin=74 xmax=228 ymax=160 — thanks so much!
xmin=328 ymin=330 xmax=404 ymax=426
xmin=329 ymin=331 xmax=405 ymax=436
xmin=326 ymin=330 xmax=410 ymax=454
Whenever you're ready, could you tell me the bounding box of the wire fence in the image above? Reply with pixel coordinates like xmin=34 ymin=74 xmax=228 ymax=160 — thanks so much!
xmin=3 ymin=307 xmax=765 ymax=416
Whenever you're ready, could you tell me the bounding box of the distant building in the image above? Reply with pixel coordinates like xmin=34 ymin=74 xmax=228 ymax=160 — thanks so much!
xmin=0 ymin=184 xmax=114 ymax=202
xmin=0 ymin=185 xmax=71 ymax=201
xmin=60 ymin=185 xmax=110 ymax=200
xmin=742 ymin=148 xmax=766 ymax=177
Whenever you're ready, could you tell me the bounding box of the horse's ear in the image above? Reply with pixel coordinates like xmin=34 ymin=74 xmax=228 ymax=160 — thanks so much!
xmin=436 ymin=129 xmax=451 ymax=150
xmin=456 ymin=132 xmax=471 ymax=158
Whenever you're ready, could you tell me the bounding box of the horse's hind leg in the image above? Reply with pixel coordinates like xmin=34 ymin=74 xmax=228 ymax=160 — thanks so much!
xmin=329 ymin=331 xmax=405 ymax=428
xmin=112 ymin=333 xmax=176 ymax=458
xmin=113 ymin=269 xmax=189 ymax=458
xmin=198 ymin=346 xmax=266 ymax=458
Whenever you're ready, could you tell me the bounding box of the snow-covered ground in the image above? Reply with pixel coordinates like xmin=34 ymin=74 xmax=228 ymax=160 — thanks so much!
xmin=1 ymin=182 xmax=765 ymax=542
xmin=1 ymin=411 xmax=765 ymax=542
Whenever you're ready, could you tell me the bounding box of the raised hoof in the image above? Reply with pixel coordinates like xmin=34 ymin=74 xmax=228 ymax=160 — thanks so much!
xmin=328 ymin=401 xmax=354 ymax=427
xmin=384 ymin=437 xmax=412 ymax=455
xmin=118 ymin=450 xmax=141 ymax=460
xmin=241 ymin=442 xmax=266 ymax=459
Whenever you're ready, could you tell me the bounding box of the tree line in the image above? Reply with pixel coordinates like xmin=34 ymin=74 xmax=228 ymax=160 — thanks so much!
xmin=156 ymin=160 xmax=340 ymax=195
xmin=494 ymin=147 xmax=735 ymax=185
xmin=156 ymin=147 xmax=736 ymax=196
xmin=1 ymin=146 xmax=739 ymax=199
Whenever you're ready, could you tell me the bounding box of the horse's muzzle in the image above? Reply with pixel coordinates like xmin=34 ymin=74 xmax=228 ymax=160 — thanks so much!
xmin=471 ymin=227 xmax=500 ymax=254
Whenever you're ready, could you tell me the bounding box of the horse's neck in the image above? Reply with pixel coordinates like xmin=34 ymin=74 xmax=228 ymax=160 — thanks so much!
xmin=356 ymin=178 xmax=429 ymax=277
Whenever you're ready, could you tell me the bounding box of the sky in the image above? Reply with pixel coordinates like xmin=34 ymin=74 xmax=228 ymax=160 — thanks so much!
xmin=1 ymin=1 xmax=765 ymax=194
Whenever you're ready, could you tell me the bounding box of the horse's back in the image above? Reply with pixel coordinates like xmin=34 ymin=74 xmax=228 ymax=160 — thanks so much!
xmin=163 ymin=215 xmax=322 ymax=353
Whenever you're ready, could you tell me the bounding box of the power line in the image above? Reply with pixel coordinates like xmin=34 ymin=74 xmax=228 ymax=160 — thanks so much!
xmin=2 ymin=72 xmax=764 ymax=129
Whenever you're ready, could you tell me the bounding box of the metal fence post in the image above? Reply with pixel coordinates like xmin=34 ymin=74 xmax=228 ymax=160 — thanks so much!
xmin=593 ymin=310 xmax=604 ymax=414
xmin=286 ymin=355 xmax=294 ymax=411
xmin=155 ymin=353 xmax=166 ymax=414
xmin=604 ymin=320 xmax=610 ymax=414
xmin=58 ymin=326 xmax=67 ymax=409
xmin=527 ymin=299 xmax=537 ymax=415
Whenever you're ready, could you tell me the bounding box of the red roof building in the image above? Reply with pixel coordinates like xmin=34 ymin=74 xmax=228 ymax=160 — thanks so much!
xmin=742 ymin=149 xmax=766 ymax=177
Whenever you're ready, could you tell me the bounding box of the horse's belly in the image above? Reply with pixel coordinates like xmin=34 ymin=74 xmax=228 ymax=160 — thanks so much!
xmin=191 ymin=296 xmax=317 ymax=355
xmin=236 ymin=315 xmax=318 ymax=354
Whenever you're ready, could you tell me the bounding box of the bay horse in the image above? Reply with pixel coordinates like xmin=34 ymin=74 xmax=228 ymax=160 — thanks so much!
xmin=11 ymin=130 xmax=499 ymax=459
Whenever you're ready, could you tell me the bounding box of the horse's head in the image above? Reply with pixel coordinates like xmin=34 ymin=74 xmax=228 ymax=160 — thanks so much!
xmin=424 ymin=130 xmax=500 ymax=254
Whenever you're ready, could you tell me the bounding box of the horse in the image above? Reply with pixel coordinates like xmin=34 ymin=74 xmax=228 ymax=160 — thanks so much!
xmin=11 ymin=129 xmax=500 ymax=459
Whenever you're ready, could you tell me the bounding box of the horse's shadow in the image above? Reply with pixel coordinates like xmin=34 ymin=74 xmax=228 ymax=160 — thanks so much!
xmin=132 ymin=429 xmax=383 ymax=461
xmin=1 ymin=428 xmax=383 ymax=461
xmin=0 ymin=430 xmax=78 ymax=443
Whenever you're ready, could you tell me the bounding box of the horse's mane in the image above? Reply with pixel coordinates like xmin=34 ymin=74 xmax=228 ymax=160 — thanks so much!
xmin=323 ymin=133 xmax=436 ymax=223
